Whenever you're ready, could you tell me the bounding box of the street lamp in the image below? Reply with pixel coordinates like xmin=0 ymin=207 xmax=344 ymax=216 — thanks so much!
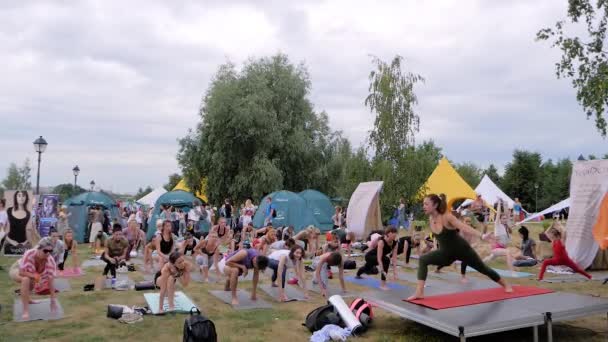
xmin=33 ymin=136 xmax=48 ymax=195
xmin=534 ymin=183 xmax=539 ymax=213
xmin=90 ymin=180 xmax=95 ymax=191
xmin=72 ymin=165 xmax=80 ymax=189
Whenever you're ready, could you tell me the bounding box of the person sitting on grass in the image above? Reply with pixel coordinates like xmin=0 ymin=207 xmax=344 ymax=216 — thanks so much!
xmin=218 ymin=248 xmax=269 ymax=306
xmin=313 ymin=251 xmax=346 ymax=298
xmin=58 ymin=229 xmax=79 ymax=272
xmin=194 ymin=232 xmax=222 ymax=283
xmin=154 ymin=250 xmax=192 ymax=314
xmin=9 ymin=238 xmax=57 ymax=321
xmin=510 ymin=226 xmax=537 ymax=267
xmin=101 ymin=224 xmax=128 ymax=285
xmin=267 ymin=245 xmax=309 ymax=302
xmin=356 ymin=226 xmax=398 ymax=290
xmin=538 ymin=228 xmax=591 ymax=281
xmin=123 ymin=219 xmax=146 ymax=261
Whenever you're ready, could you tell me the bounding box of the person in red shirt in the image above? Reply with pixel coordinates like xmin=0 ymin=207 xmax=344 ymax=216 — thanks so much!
xmin=9 ymin=238 xmax=57 ymax=320
xmin=538 ymin=228 xmax=592 ymax=280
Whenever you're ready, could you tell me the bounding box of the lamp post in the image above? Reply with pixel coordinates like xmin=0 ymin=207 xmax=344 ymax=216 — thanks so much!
xmin=90 ymin=180 xmax=95 ymax=191
xmin=534 ymin=183 xmax=539 ymax=213
xmin=72 ymin=165 xmax=80 ymax=189
xmin=33 ymin=136 xmax=48 ymax=195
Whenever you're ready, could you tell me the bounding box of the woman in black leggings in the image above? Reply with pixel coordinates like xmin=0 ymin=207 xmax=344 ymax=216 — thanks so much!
xmin=407 ymin=194 xmax=512 ymax=301
xmin=356 ymin=226 xmax=398 ymax=290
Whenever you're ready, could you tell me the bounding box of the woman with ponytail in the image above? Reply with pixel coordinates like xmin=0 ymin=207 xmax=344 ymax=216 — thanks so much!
xmin=407 ymin=194 xmax=512 ymax=301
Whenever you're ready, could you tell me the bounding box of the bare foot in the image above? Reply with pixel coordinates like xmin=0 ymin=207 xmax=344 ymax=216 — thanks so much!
xmin=407 ymin=292 xmax=423 ymax=301
xmin=271 ymin=283 xmax=278 ymax=288
xmin=231 ymin=298 xmax=239 ymax=306
xmin=168 ymin=305 xmax=175 ymax=312
xmin=460 ymin=277 xmax=468 ymax=284
xmin=380 ymin=285 xmax=390 ymax=291
xmin=504 ymin=284 xmax=513 ymax=293
xmin=21 ymin=312 xmax=30 ymax=321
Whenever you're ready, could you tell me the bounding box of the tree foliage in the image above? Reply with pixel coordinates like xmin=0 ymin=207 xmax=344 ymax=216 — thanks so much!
xmin=501 ymin=150 xmax=543 ymax=211
xmin=135 ymin=186 xmax=154 ymax=199
xmin=178 ymin=54 xmax=346 ymax=204
xmin=537 ymin=0 xmax=608 ymax=136
xmin=52 ymin=184 xmax=86 ymax=202
xmin=483 ymin=164 xmax=502 ymax=186
xmin=164 ymin=173 xmax=182 ymax=192
xmin=365 ymin=55 xmax=424 ymax=161
xmin=455 ymin=162 xmax=483 ymax=188
xmin=538 ymin=158 xmax=572 ymax=209
xmin=2 ymin=159 xmax=32 ymax=190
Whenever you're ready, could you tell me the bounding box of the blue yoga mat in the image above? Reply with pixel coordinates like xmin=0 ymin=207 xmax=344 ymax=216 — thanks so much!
xmin=345 ymin=276 xmax=408 ymax=290
xmin=466 ymin=267 xmax=533 ymax=278
xmin=144 ymin=291 xmax=198 ymax=314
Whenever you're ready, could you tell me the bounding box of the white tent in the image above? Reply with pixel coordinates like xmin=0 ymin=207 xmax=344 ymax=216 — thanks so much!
xmin=462 ymin=175 xmax=520 ymax=209
xmin=136 ymin=187 xmax=167 ymax=207
xmin=346 ymin=181 xmax=383 ymax=239
xmin=516 ymin=197 xmax=570 ymax=224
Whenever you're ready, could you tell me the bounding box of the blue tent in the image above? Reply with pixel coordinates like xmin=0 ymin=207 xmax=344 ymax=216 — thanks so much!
xmin=64 ymin=191 xmax=119 ymax=243
xmin=252 ymin=191 xmax=320 ymax=232
xmin=146 ymin=190 xmax=198 ymax=240
xmin=298 ymin=189 xmax=334 ymax=231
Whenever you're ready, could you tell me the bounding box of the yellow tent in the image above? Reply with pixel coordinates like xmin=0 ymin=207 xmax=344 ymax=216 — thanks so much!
xmin=419 ymin=157 xmax=477 ymax=209
xmin=173 ymin=178 xmax=208 ymax=203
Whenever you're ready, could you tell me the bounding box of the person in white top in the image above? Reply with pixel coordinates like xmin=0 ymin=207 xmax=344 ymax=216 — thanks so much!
xmin=241 ymin=199 xmax=256 ymax=228
xmin=267 ymin=245 xmax=309 ymax=301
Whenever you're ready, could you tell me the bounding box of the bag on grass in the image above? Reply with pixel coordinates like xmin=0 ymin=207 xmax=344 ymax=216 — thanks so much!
xmin=183 ymin=308 xmax=217 ymax=342
xmin=303 ymin=303 xmax=341 ymax=333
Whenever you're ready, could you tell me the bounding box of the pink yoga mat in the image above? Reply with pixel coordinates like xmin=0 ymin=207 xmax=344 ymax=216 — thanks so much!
xmin=57 ymin=268 xmax=84 ymax=278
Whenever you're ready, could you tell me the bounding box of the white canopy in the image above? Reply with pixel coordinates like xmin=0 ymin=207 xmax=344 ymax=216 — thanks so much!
xmin=136 ymin=187 xmax=167 ymax=207
xmin=462 ymin=175 xmax=520 ymax=209
xmin=516 ymin=197 xmax=571 ymax=224
xmin=346 ymin=181 xmax=383 ymax=239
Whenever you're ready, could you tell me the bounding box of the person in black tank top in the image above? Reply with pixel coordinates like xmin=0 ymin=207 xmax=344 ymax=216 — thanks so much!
xmin=155 ymin=220 xmax=175 ymax=267
xmin=179 ymin=232 xmax=198 ymax=256
xmin=356 ymin=226 xmax=399 ymax=290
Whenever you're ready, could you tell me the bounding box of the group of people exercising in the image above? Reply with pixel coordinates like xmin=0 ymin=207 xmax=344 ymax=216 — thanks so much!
xmin=9 ymin=193 xmax=592 ymax=318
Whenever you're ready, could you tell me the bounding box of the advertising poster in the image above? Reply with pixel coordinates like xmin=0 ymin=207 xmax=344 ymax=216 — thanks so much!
xmin=39 ymin=194 xmax=59 ymax=237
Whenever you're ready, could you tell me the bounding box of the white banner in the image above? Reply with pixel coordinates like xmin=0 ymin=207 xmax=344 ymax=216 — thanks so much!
xmin=565 ymin=160 xmax=608 ymax=269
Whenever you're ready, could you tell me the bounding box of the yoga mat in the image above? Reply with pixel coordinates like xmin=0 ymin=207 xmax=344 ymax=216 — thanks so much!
xmin=259 ymin=284 xmax=309 ymax=302
xmin=344 ymin=276 xmax=407 ymax=291
xmin=53 ymin=278 xmax=72 ymax=292
xmin=542 ymin=276 xmax=591 ymax=283
xmin=305 ymin=280 xmax=355 ymax=298
xmin=104 ymin=275 xmax=134 ymax=289
xmin=190 ymin=272 xmax=220 ymax=283
xmin=466 ymin=267 xmax=534 ymax=278
xmin=209 ymin=290 xmax=272 ymax=310
xmin=57 ymin=267 xmax=84 ymax=278
xmin=82 ymin=259 xmax=106 ymax=268
xmin=13 ymin=298 xmax=64 ymax=322
xmin=406 ymin=286 xmax=554 ymax=310
xmin=144 ymin=291 xmax=199 ymax=314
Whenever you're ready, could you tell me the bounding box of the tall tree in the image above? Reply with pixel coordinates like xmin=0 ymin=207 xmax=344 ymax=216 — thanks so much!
xmin=501 ymin=150 xmax=543 ymax=211
xmin=455 ymin=162 xmax=483 ymax=188
xmin=483 ymin=164 xmax=502 ymax=186
xmin=178 ymin=54 xmax=343 ymax=204
xmin=537 ymin=0 xmax=608 ymax=136
xmin=135 ymin=186 xmax=154 ymax=199
xmin=52 ymin=184 xmax=86 ymax=202
xmin=164 ymin=173 xmax=182 ymax=192
xmin=365 ymin=55 xmax=424 ymax=162
xmin=2 ymin=159 xmax=32 ymax=190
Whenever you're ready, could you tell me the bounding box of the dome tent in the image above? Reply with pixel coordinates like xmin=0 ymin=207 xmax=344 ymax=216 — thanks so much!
xmin=252 ymin=191 xmax=320 ymax=232
xmin=298 ymin=189 xmax=334 ymax=231
xmin=146 ymin=190 xmax=199 ymax=240
xmin=64 ymin=191 xmax=119 ymax=243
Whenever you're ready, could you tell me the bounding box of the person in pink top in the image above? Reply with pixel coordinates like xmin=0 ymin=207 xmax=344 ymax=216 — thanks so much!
xmin=9 ymin=238 xmax=57 ymax=320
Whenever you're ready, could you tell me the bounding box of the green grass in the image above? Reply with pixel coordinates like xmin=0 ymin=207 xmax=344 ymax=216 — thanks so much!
xmin=1 ymin=224 xmax=607 ymax=341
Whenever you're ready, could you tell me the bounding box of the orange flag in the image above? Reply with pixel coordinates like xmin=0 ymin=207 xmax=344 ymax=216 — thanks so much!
xmin=593 ymin=192 xmax=608 ymax=249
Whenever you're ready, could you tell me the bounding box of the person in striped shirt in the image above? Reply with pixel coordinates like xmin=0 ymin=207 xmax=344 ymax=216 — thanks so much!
xmin=9 ymin=238 xmax=57 ymax=320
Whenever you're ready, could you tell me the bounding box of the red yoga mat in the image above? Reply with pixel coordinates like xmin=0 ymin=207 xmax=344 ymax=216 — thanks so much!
xmin=405 ymin=286 xmax=553 ymax=310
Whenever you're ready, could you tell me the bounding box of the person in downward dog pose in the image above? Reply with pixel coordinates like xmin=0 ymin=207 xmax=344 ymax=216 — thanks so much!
xmin=194 ymin=232 xmax=222 ymax=282
xmin=313 ymin=251 xmax=346 ymax=298
xmin=538 ymin=228 xmax=591 ymax=281
xmin=407 ymin=194 xmax=512 ymax=300
xmin=218 ymin=248 xmax=269 ymax=305
xmin=154 ymin=251 xmax=191 ymax=314
xmin=267 ymin=245 xmax=309 ymax=301
xmin=293 ymin=226 xmax=320 ymax=256
xmin=356 ymin=226 xmax=398 ymax=290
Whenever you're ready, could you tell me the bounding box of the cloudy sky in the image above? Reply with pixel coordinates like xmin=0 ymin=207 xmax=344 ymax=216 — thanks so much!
xmin=0 ymin=0 xmax=605 ymax=194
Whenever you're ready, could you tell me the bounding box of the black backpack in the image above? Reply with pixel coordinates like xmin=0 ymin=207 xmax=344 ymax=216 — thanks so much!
xmin=183 ymin=308 xmax=217 ymax=342
xmin=303 ymin=304 xmax=341 ymax=332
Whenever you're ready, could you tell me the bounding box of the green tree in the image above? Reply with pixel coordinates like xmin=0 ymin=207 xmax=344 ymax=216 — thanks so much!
xmin=135 ymin=186 xmax=154 ymax=199
xmin=501 ymin=150 xmax=543 ymax=211
xmin=52 ymin=184 xmax=86 ymax=202
xmin=539 ymin=158 xmax=572 ymax=209
xmin=483 ymin=164 xmax=502 ymax=186
xmin=366 ymin=55 xmax=424 ymax=162
xmin=2 ymin=159 xmax=32 ymax=190
xmin=164 ymin=173 xmax=182 ymax=192
xmin=537 ymin=0 xmax=608 ymax=136
xmin=178 ymin=54 xmax=343 ymax=204
xmin=455 ymin=162 xmax=483 ymax=188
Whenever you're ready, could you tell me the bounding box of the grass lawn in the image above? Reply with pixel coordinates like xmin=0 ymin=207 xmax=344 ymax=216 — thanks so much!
xmin=1 ymin=222 xmax=607 ymax=341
